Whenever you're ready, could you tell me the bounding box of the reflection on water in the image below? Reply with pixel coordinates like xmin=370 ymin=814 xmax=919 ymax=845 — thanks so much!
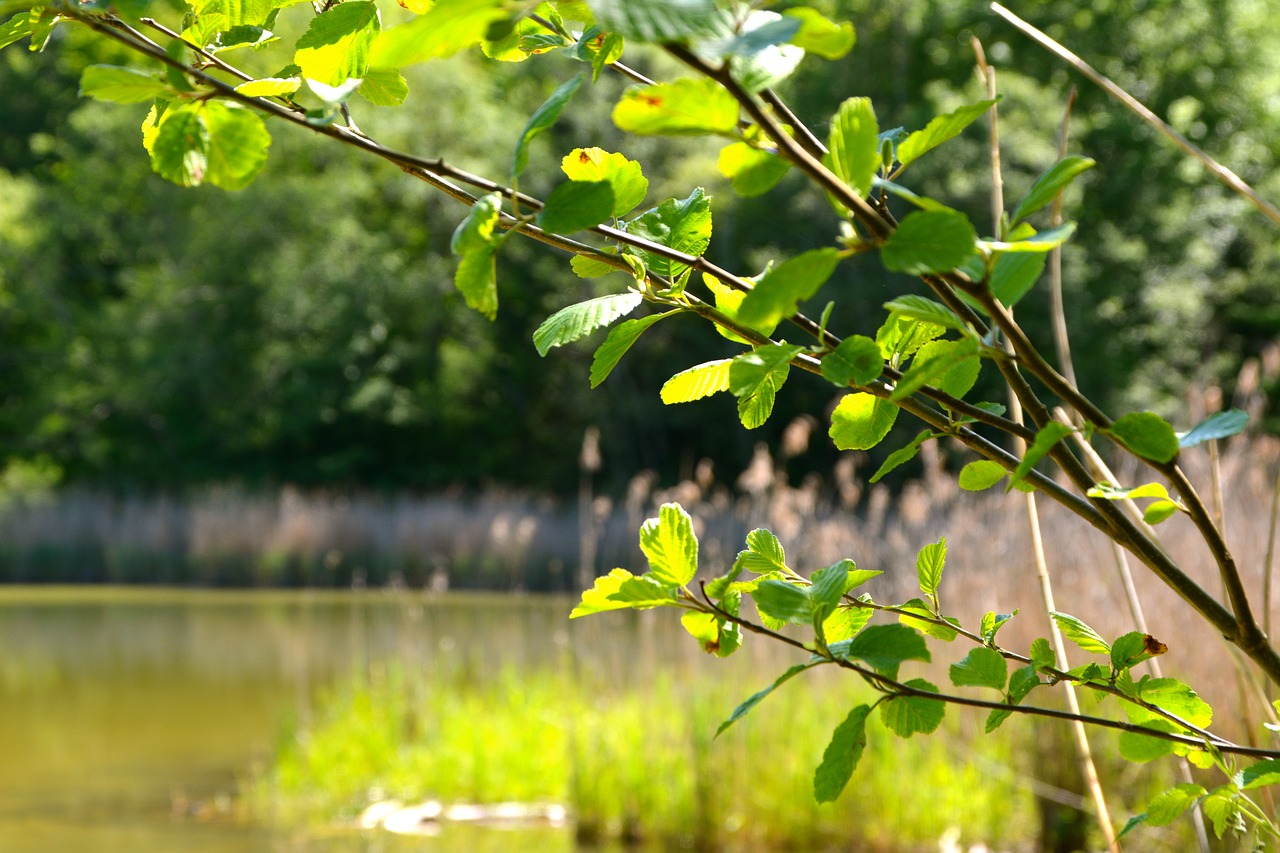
xmin=0 ymin=587 xmax=586 ymax=853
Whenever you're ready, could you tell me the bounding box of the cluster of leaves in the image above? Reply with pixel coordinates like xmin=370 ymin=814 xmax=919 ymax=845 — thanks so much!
xmin=573 ymin=501 xmax=1279 ymax=839
xmin=6 ymin=0 xmax=1279 ymax=843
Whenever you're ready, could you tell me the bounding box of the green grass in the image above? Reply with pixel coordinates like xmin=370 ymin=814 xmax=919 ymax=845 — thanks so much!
xmin=253 ymin=662 xmax=1044 ymax=851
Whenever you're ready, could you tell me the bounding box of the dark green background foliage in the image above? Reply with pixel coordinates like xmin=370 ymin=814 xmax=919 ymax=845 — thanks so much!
xmin=1 ymin=0 xmax=1277 ymax=493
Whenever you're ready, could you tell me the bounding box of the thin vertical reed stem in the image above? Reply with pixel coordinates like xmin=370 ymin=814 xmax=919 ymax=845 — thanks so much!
xmin=1265 ymin=463 xmax=1280 ymax=645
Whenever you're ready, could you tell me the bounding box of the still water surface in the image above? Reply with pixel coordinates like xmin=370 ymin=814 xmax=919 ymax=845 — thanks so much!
xmin=0 ymin=587 xmax=591 ymax=853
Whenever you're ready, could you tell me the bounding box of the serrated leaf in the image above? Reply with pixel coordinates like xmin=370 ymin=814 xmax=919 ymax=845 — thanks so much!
xmin=536 ymin=180 xmax=616 ymax=234
xmin=876 ymin=313 xmax=944 ymax=363
xmin=201 ymin=101 xmax=271 ymax=190
xmin=782 ymin=7 xmax=854 ymax=59
xmin=897 ymin=99 xmax=996 ymax=167
xmin=454 ymin=244 xmax=498 ymax=319
xmin=734 ymin=528 xmax=787 ymax=574
xmin=989 ymin=250 xmax=1047 ymax=308
xmin=1111 ymin=631 xmax=1167 ymax=670
xmin=1010 ymin=155 xmax=1096 ymax=225
xmin=813 ymin=704 xmax=871 ymax=802
xmin=623 ymin=188 xmax=712 ymax=278
xmin=881 ymin=295 xmax=965 ymax=332
xmin=809 ymin=562 xmax=850 ymax=624
xmin=881 ymin=209 xmax=977 ymax=275
xmin=533 ymin=292 xmax=643 ymax=356
xmin=830 ymin=392 xmax=898 ymax=451
xmin=915 ymin=538 xmax=946 ymax=598
xmin=987 ymin=665 xmax=1040 ymax=733
xmin=612 ymin=78 xmax=739 ymax=136
xmin=1106 ymin=412 xmax=1180 ymax=464
xmin=869 ymin=429 xmax=933 ymax=484
xmin=588 ymin=0 xmax=721 ymax=43
xmin=589 ymin=310 xmax=669 ymax=387
xmin=571 ymin=568 xmax=639 ymax=617
xmin=1143 ymin=783 xmax=1207 ymax=827
xmin=1009 ymin=421 xmax=1073 ymax=490
xmin=358 ymin=66 xmax=408 ymax=106
xmin=980 ymin=610 xmax=1018 ymax=643
xmin=716 ymin=662 xmax=813 ymax=737
xmin=959 ymin=460 xmax=1007 ymax=491
xmin=824 ymin=96 xmax=879 ymax=204
xmin=896 ymin=600 xmax=959 ymax=642
xmin=638 ymin=502 xmax=698 ymax=587
xmin=825 ymin=599 xmax=873 ymax=643
xmin=609 ymin=575 xmax=681 ymax=608
xmin=753 ymin=579 xmax=813 ymax=624
xmin=293 ymin=0 xmax=379 ymax=86
xmin=1179 ymin=409 xmax=1249 ymax=448
xmin=1127 ymin=677 xmax=1213 ymax=728
xmin=1029 ymin=637 xmax=1055 ymax=670
xmin=729 ymin=344 xmax=802 ymax=396
xmin=950 ymin=647 xmax=1007 ymax=691
xmin=149 ymin=103 xmax=210 ymax=187
xmin=833 ymin=623 xmax=930 ymax=679
xmin=737 ymin=248 xmax=841 ymax=330
xmin=1119 ymin=723 xmax=1178 ymax=763
xmin=571 ymin=253 xmax=620 ymax=279
xmin=0 ymin=11 xmax=34 ymax=51
xmin=889 ymin=337 xmax=980 ymax=402
xmin=235 ymin=76 xmax=302 ymax=97
xmin=1050 ymin=611 xmax=1110 ymax=654
xmin=1241 ymin=758 xmax=1280 ymax=790
xmin=79 ymin=65 xmax=170 ymax=103
xmin=1201 ymin=787 xmax=1239 ymax=838
xmin=880 ymin=679 xmax=944 ymax=737
xmin=661 ymin=359 xmax=731 ymax=404
xmin=821 ymin=335 xmax=882 ymax=387
xmin=718 ymin=141 xmax=790 ymax=197
xmin=369 ymin=0 xmax=505 ymax=68
xmin=512 ymin=72 xmax=585 ymax=180
xmin=561 ymin=147 xmax=648 ymax=217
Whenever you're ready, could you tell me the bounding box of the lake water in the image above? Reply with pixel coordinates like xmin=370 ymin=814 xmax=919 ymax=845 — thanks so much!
xmin=0 ymin=587 xmax=590 ymax=853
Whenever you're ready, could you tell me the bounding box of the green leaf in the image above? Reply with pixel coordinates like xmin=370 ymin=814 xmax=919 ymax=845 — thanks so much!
xmin=729 ymin=344 xmax=801 ymax=429
xmin=876 ymin=313 xmax=944 ymax=363
xmin=1241 ymin=758 xmax=1280 ymax=790
xmin=1119 ymin=724 xmax=1178 ymax=763
xmin=813 ymin=704 xmax=871 ymax=802
xmin=1143 ymin=500 xmax=1180 ymax=525
xmin=1086 ymin=481 xmax=1171 ymax=501
xmin=681 ymin=610 xmax=722 ymax=652
xmin=890 ymin=337 xmax=980 ymax=402
xmin=782 ymin=7 xmax=854 ymax=59
xmin=590 ymin=312 xmax=670 ymax=387
xmin=824 ymin=96 xmax=879 ymax=202
xmin=896 ymin=99 xmax=996 ymax=167
xmin=896 ymin=600 xmax=959 ymax=642
xmin=612 ymin=78 xmax=739 ymax=136
xmin=661 ymin=359 xmax=731 ymax=404
xmin=880 ymin=679 xmax=944 ymax=737
xmin=454 ymin=245 xmax=498 ymax=320
xmin=734 ymin=528 xmax=787 ymax=574
xmin=150 ymin=103 xmax=210 ymax=187
xmin=79 ymin=65 xmax=169 ymax=103
xmin=825 ymin=596 xmax=873 ymax=643
xmin=1029 ymin=637 xmax=1055 ymax=671
xmin=1143 ymin=783 xmax=1207 ymax=827
xmin=609 ymin=574 xmax=681 ymax=608
xmin=571 ymin=568 xmax=642 ymax=617
xmin=1050 ymin=611 xmax=1110 ymax=655
xmin=358 ymin=66 xmax=408 ymax=106
xmin=881 ymin=209 xmax=977 ymax=275
xmin=638 ymin=502 xmax=698 ymax=587
xmin=235 ymin=76 xmax=302 ymax=97
xmin=988 ymin=221 xmax=1077 ymax=252
xmin=821 ymin=335 xmax=882 ymax=387
xmin=869 ymin=429 xmax=933 ymax=484
xmin=915 ymin=537 xmax=946 ymax=599
xmin=830 ymin=392 xmax=898 ymax=451
xmin=989 ymin=251 xmax=1047 ymax=308
xmin=450 ymin=192 xmax=503 ymax=255
xmin=881 ymin=295 xmax=965 ymax=333
xmin=0 ymin=11 xmax=33 ymax=51
xmin=1179 ymin=409 xmax=1249 ymax=448
xmin=561 ymin=147 xmax=648 ymax=217
xmin=834 ymin=623 xmax=930 ymax=679
xmin=716 ymin=662 xmax=813 ymax=736
xmin=950 ymin=647 xmax=1007 ymax=691
xmin=201 ymin=101 xmax=271 ymax=190
xmin=369 ymin=0 xmax=505 ymax=68
xmin=737 ymin=249 xmax=841 ymax=330
xmin=623 ymin=188 xmax=712 ymax=278
xmin=536 ymin=180 xmax=616 ymax=235
xmin=987 ymin=665 xmax=1040 ymax=732
xmin=753 ymin=579 xmax=813 ymax=625
xmin=512 ymin=72 xmax=585 ymax=180
xmin=588 ymin=0 xmax=720 ymax=43
xmin=571 ymin=253 xmax=620 ymax=279
xmin=1201 ymin=787 xmax=1239 ymax=838
xmin=1110 ymin=631 xmax=1167 ymax=670
xmin=1008 ymin=421 xmax=1073 ymax=490
xmin=1126 ymin=677 xmax=1213 ymax=728
xmin=721 ymin=14 xmax=804 ymax=93
xmin=809 ymin=562 xmax=850 ymax=623
xmin=980 ymin=610 xmax=1018 ymax=644
xmin=533 ymin=292 xmax=643 ymax=356
xmin=959 ymin=460 xmax=1007 ymax=491
xmin=1010 ymin=155 xmax=1096 ymax=225
xmin=1105 ymin=412 xmax=1180 ymax=464
xmin=718 ymin=141 xmax=791 ymax=197
xmin=293 ymin=0 xmax=379 ymax=86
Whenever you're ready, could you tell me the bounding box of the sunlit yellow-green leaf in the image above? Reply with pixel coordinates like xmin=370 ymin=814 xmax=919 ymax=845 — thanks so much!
xmin=613 ymin=79 xmax=739 ymax=136
xmin=293 ymin=1 xmax=380 ymax=86
xmin=661 ymin=359 xmax=732 ymax=404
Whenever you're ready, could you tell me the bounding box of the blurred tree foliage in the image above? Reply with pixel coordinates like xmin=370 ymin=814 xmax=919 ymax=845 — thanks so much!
xmin=1 ymin=0 xmax=1277 ymax=494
